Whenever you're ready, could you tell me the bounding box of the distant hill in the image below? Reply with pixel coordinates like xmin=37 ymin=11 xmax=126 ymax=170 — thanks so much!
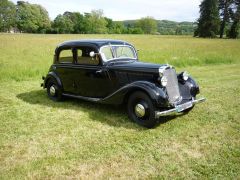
xmin=118 ymin=20 xmax=196 ymax=35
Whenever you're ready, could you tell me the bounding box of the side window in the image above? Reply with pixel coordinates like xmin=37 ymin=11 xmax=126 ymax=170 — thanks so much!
xmin=59 ymin=49 xmax=73 ymax=63
xmin=77 ymin=48 xmax=99 ymax=65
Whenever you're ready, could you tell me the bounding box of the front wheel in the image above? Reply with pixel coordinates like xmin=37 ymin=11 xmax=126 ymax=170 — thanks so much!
xmin=46 ymin=79 xmax=63 ymax=101
xmin=127 ymin=91 xmax=157 ymax=128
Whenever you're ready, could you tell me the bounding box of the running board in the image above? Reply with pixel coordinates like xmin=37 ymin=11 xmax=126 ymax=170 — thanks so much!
xmin=62 ymin=93 xmax=101 ymax=102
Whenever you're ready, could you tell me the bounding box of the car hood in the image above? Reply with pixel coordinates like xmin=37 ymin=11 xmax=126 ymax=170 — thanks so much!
xmin=107 ymin=60 xmax=163 ymax=73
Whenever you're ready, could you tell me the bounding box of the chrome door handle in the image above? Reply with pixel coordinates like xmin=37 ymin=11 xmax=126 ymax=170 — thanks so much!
xmin=96 ymin=69 xmax=103 ymax=74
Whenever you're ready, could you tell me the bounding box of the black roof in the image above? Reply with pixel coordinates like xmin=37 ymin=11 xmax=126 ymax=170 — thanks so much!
xmin=57 ymin=39 xmax=133 ymax=49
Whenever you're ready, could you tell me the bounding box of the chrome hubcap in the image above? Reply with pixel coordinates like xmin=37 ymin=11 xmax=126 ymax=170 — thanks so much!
xmin=49 ymin=86 xmax=56 ymax=96
xmin=135 ymin=104 xmax=146 ymax=118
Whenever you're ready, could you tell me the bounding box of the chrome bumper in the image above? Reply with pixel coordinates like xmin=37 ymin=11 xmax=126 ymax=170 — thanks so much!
xmin=155 ymin=97 xmax=206 ymax=118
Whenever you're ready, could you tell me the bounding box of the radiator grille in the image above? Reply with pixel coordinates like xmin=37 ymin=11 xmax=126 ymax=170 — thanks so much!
xmin=163 ymin=68 xmax=181 ymax=105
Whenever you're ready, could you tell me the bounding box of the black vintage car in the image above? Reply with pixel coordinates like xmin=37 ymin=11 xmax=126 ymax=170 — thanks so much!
xmin=42 ymin=39 xmax=205 ymax=128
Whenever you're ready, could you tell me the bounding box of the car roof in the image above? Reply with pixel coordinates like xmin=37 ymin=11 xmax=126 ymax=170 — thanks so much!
xmin=57 ymin=39 xmax=133 ymax=49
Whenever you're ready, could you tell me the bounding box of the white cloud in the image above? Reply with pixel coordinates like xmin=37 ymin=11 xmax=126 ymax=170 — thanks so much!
xmin=11 ymin=0 xmax=202 ymax=21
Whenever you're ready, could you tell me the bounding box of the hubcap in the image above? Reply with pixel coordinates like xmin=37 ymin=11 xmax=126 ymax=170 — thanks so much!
xmin=135 ymin=104 xmax=146 ymax=118
xmin=49 ymin=85 xmax=56 ymax=96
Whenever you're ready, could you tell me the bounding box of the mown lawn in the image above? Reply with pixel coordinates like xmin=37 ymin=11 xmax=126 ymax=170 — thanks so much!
xmin=0 ymin=34 xmax=240 ymax=179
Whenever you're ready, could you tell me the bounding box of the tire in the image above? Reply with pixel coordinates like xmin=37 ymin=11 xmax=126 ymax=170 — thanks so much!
xmin=46 ymin=79 xmax=63 ymax=101
xmin=127 ymin=91 xmax=157 ymax=128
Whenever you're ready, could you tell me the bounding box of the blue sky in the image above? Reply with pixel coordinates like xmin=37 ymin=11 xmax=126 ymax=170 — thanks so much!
xmin=11 ymin=0 xmax=202 ymax=22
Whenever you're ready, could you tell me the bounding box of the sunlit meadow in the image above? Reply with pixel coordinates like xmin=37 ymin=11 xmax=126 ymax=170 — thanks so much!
xmin=0 ymin=34 xmax=239 ymax=179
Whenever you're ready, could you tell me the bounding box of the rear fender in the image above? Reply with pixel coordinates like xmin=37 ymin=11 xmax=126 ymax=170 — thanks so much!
xmin=43 ymin=72 xmax=63 ymax=89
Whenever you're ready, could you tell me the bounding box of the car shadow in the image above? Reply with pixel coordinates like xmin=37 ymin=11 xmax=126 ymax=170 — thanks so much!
xmin=16 ymin=90 xmax=181 ymax=130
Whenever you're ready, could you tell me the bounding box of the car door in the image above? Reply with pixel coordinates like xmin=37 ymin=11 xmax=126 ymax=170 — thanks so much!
xmin=72 ymin=47 xmax=114 ymax=98
xmin=55 ymin=48 xmax=75 ymax=93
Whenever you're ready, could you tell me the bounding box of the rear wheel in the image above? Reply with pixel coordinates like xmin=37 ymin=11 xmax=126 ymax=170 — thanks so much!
xmin=46 ymin=79 xmax=63 ymax=101
xmin=127 ymin=91 xmax=157 ymax=128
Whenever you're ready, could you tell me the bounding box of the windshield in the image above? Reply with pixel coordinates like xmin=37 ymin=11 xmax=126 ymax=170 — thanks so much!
xmin=100 ymin=45 xmax=137 ymax=61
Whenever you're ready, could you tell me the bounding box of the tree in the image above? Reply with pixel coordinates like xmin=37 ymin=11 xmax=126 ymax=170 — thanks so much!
xmin=0 ymin=0 xmax=16 ymax=32
xmin=114 ymin=22 xmax=126 ymax=34
xmin=84 ymin=9 xmax=108 ymax=34
xmin=219 ymin=0 xmax=234 ymax=38
xmin=228 ymin=0 xmax=240 ymax=38
xmin=136 ymin=16 xmax=157 ymax=34
xmin=53 ymin=14 xmax=74 ymax=34
xmin=16 ymin=1 xmax=51 ymax=33
xmin=105 ymin=17 xmax=114 ymax=33
xmin=63 ymin=12 xmax=84 ymax=33
xmin=129 ymin=27 xmax=144 ymax=34
xmin=52 ymin=12 xmax=85 ymax=34
xmin=195 ymin=0 xmax=220 ymax=38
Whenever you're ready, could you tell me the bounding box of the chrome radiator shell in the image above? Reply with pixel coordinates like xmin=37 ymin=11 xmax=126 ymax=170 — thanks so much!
xmin=160 ymin=67 xmax=181 ymax=105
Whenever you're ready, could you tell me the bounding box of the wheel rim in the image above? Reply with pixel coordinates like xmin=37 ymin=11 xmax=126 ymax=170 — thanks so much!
xmin=134 ymin=103 xmax=146 ymax=118
xmin=49 ymin=85 xmax=56 ymax=96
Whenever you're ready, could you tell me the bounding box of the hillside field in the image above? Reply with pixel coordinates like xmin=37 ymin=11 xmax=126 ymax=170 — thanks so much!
xmin=0 ymin=34 xmax=240 ymax=179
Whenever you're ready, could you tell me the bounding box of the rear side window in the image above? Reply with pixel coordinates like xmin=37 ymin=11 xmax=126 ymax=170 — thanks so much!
xmin=59 ymin=49 xmax=73 ymax=63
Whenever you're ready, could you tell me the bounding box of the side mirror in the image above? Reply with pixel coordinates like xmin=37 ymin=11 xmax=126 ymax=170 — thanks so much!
xmin=89 ymin=51 xmax=95 ymax=57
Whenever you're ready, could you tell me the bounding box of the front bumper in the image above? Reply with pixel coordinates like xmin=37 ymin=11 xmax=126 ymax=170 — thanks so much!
xmin=155 ymin=97 xmax=206 ymax=118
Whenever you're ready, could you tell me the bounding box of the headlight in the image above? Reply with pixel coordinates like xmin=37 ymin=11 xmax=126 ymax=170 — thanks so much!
xmin=183 ymin=71 xmax=189 ymax=81
xmin=161 ymin=76 xmax=168 ymax=87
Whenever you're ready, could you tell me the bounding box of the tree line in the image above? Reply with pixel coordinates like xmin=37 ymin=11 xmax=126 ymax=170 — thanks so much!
xmin=0 ymin=0 xmax=196 ymax=35
xmin=1 ymin=0 xmax=239 ymax=37
xmin=195 ymin=0 xmax=240 ymax=38
xmin=0 ymin=0 xmax=159 ymax=34
xmin=123 ymin=20 xmax=196 ymax=35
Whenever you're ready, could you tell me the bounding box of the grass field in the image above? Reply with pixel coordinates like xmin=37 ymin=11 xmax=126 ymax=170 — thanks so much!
xmin=0 ymin=34 xmax=240 ymax=179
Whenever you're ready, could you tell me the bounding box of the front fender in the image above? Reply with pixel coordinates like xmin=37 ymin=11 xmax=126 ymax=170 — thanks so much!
xmin=101 ymin=81 xmax=168 ymax=107
xmin=185 ymin=77 xmax=200 ymax=97
xmin=43 ymin=71 xmax=63 ymax=89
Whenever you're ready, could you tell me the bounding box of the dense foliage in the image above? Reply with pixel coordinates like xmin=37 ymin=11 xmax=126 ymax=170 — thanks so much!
xmin=16 ymin=1 xmax=51 ymax=33
xmin=195 ymin=0 xmax=240 ymax=38
xmin=195 ymin=0 xmax=220 ymax=38
xmin=218 ymin=0 xmax=233 ymax=38
xmin=123 ymin=20 xmax=196 ymax=35
xmin=0 ymin=0 xmax=16 ymax=32
xmin=0 ymin=0 xmax=239 ymax=37
xmin=227 ymin=0 xmax=240 ymax=38
xmin=0 ymin=0 xmax=194 ymax=35
xmin=135 ymin=17 xmax=157 ymax=34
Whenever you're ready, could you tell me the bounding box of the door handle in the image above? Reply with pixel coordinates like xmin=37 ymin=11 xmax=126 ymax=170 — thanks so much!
xmin=96 ymin=69 xmax=103 ymax=74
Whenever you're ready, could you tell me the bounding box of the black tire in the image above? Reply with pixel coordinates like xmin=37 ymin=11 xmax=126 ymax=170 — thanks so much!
xmin=127 ymin=91 xmax=157 ymax=128
xmin=46 ymin=79 xmax=63 ymax=101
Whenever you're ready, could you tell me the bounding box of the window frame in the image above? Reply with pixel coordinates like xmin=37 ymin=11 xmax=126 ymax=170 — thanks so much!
xmin=99 ymin=45 xmax=137 ymax=62
xmin=75 ymin=46 xmax=100 ymax=66
xmin=58 ymin=48 xmax=75 ymax=64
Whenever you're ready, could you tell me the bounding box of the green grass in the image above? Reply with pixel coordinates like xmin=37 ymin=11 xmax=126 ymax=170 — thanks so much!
xmin=0 ymin=34 xmax=240 ymax=179
xmin=0 ymin=34 xmax=240 ymax=82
